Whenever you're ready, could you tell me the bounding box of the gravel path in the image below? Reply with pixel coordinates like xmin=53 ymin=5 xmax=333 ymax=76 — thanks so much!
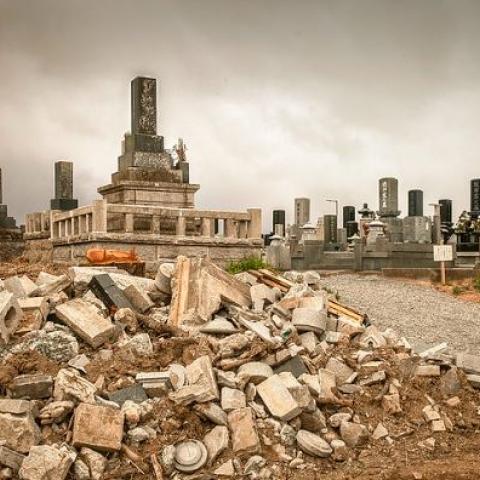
xmin=319 ymin=274 xmax=480 ymax=354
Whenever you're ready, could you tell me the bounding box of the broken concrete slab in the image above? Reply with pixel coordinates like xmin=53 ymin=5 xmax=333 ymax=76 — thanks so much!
xmin=168 ymin=256 xmax=251 ymax=327
xmin=10 ymin=374 xmax=53 ymax=399
xmin=171 ymin=355 xmax=219 ymax=405
xmin=415 ymin=365 xmax=441 ymax=377
xmin=228 ymin=407 xmax=260 ymax=455
xmin=0 ymin=445 xmax=25 ymax=471
xmin=221 ymin=387 xmax=246 ymax=412
xmin=278 ymin=372 xmax=313 ymax=409
xmin=0 ymin=290 xmax=23 ymax=343
xmin=0 ymin=399 xmax=41 ymax=453
xmin=292 ymin=307 xmax=327 ymax=334
xmin=4 ymin=275 xmax=37 ymax=298
xmin=274 ymin=356 xmax=308 ymax=378
xmin=29 ymin=274 xmax=71 ymax=298
xmin=53 ymin=368 xmax=97 ymax=404
xmin=36 ymin=271 xmax=60 ymax=286
xmin=194 ymin=402 xmax=228 ymax=426
xmin=73 ymin=403 xmax=124 ymax=452
xmin=325 ymin=357 xmax=355 ymax=385
xmin=237 ymin=362 xmax=273 ymax=385
xmin=456 ymin=353 xmax=480 ymax=376
xmin=18 ymin=297 xmax=48 ymax=320
xmin=203 ymin=425 xmax=229 ymax=464
xmin=123 ymin=284 xmax=154 ymax=313
xmin=199 ymin=317 xmax=238 ymax=335
xmin=257 ymin=374 xmax=302 ymax=421
xmin=55 ymin=298 xmax=116 ymax=348
xmin=19 ymin=444 xmax=76 ymax=480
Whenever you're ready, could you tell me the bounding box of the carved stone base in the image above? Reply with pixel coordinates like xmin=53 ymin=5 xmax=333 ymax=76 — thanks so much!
xmin=98 ymin=178 xmax=200 ymax=208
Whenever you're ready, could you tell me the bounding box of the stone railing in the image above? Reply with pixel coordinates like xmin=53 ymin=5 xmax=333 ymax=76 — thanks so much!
xmin=24 ymin=210 xmax=51 ymax=238
xmin=26 ymin=200 xmax=262 ymax=242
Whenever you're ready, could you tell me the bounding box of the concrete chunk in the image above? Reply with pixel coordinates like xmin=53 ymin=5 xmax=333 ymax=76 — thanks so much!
xmin=325 ymin=357 xmax=354 ymax=385
xmin=292 ymin=307 xmax=327 ymax=334
xmin=0 ymin=400 xmax=41 ymax=453
xmin=29 ymin=274 xmax=71 ymax=298
xmin=237 ymin=362 xmax=273 ymax=384
xmin=10 ymin=374 xmax=53 ymax=399
xmin=123 ymin=284 xmax=154 ymax=313
xmin=55 ymin=298 xmax=115 ymax=348
xmin=203 ymin=426 xmax=229 ymax=464
xmin=169 ymin=256 xmax=251 ymax=327
xmin=415 ymin=365 xmax=441 ymax=377
xmin=18 ymin=297 xmax=48 ymax=319
xmin=228 ymin=407 xmax=260 ymax=455
xmin=456 ymin=353 xmax=480 ymax=376
xmin=0 ymin=290 xmax=23 ymax=343
xmin=73 ymin=403 xmax=124 ymax=452
xmin=221 ymin=387 xmax=246 ymax=412
xmin=4 ymin=275 xmax=37 ymax=298
xmin=19 ymin=444 xmax=76 ymax=480
xmin=0 ymin=445 xmax=25 ymax=471
xmin=257 ymin=374 xmax=302 ymax=421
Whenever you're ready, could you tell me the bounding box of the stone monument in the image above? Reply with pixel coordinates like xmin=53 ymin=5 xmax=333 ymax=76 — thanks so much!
xmin=98 ymin=76 xmax=199 ymax=208
xmin=50 ymin=161 xmax=78 ymax=211
xmin=377 ymin=177 xmax=403 ymax=242
xmin=0 ymin=168 xmax=17 ymax=230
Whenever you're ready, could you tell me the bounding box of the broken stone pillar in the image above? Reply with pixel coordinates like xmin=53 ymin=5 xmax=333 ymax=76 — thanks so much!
xmin=168 ymin=256 xmax=251 ymax=327
xmin=50 ymin=161 xmax=78 ymax=211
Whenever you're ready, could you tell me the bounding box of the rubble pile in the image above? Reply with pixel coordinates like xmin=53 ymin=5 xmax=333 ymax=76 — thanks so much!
xmin=0 ymin=257 xmax=479 ymax=479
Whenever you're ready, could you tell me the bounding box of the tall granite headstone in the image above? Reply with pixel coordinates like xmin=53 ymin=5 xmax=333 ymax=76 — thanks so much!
xmin=50 ymin=161 xmax=78 ymax=211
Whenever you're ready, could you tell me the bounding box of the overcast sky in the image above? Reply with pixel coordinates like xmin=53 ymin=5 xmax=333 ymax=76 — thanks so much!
xmin=1 ymin=0 xmax=479 ymax=231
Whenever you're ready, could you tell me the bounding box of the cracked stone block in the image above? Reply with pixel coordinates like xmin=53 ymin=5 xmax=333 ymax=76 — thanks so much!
xmin=73 ymin=403 xmax=124 ymax=452
xmin=19 ymin=443 xmax=76 ymax=480
xmin=257 ymin=374 xmax=302 ymax=421
xmin=0 ymin=399 xmax=41 ymax=453
xmin=10 ymin=374 xmax=53 ymax=399
xmin=0 ymin=290 xmax=23 ymax=343
xmin=228 ymin=407 xmax=260 ymax=455
xmin=55 ymin=299 xmax=116 ymax=348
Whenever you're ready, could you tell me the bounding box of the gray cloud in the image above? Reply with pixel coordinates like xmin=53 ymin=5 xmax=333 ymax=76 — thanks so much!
xmin=1 ymin=0 xmax=479 ymax=230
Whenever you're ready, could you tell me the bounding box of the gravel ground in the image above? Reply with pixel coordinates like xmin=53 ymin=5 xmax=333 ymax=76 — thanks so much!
xmin=319 ymin=273 xmax=480 ymax=354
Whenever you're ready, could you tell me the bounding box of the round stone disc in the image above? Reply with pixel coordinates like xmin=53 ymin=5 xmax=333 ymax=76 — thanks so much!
xmin=174 ymin=440 xmax=208 ymax=472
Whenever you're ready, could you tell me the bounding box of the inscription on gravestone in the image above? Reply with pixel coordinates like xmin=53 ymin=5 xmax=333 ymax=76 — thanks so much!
xmin=131 ymin=77 xmax=157 ymax=135
xmin=55 ymin=161 xmax=73 ymax=200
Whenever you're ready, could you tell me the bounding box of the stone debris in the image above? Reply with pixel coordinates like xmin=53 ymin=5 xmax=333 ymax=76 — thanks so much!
xmin=72 ymin=403 xmax=124 ymax=452
xmin=0 ymin=259 xmax=478 ymax=478
xmin=18 ymin=444 xmax=76 ymax=480
xmin=0 ymin=290 xmax=23 ymax=343
xmin=55 ymin=299 xmax=115 ymax=348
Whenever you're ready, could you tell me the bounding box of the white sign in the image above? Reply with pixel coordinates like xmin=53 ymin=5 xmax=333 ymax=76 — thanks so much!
xmin=434 ymin=245 xmax=453 ymax=262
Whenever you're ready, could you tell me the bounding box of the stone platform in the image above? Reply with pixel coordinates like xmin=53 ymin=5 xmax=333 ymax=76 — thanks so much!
xmin=25 ymin=200 xmax=263 ymax=272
